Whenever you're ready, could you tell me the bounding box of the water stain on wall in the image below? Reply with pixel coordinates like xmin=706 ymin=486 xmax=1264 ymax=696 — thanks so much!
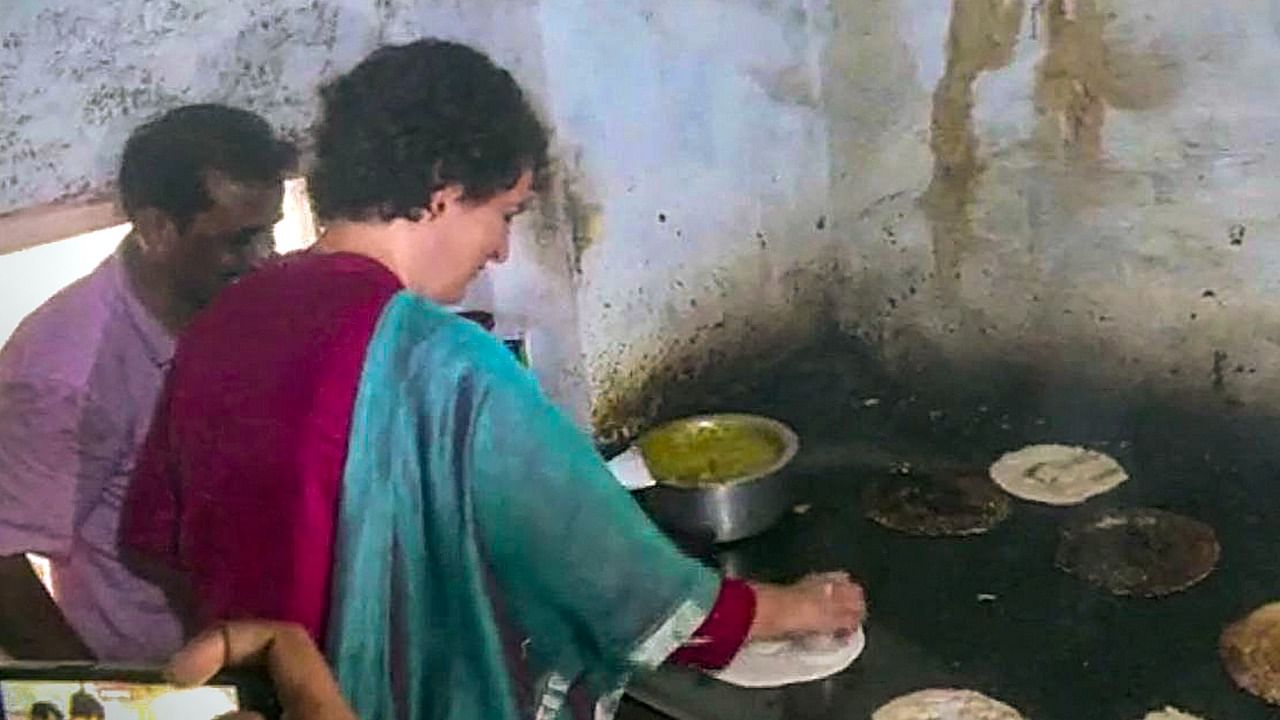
xmin=749 ymin=63 xmax=820 ymax=109
xmin=922 ymin=0 xmax=1181 ymax=292
xmin=920 ymin=0 xmax=1024 ymax=292
xmin=555 ymin=150 xmax=603 ymax=277
xmin=1033 ymin=0 xmax=1178 ymax=162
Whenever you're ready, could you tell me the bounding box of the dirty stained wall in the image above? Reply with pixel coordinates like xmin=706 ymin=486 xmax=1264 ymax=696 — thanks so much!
xmin=827 ymin=0 xmax=1280 ymax=420
xmin=9 ymin=0 xmax=1280 ymax=437
xmin=577 ymin=0 xmax=1280 ymax=437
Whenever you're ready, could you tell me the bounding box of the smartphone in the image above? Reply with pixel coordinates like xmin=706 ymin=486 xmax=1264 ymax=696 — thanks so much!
xmin=0 ymin=663 xmax=280 ymax=720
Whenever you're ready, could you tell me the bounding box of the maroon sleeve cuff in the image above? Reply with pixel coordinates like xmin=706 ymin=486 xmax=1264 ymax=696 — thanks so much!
xmin=668 ymin=578 xmax=755 ymax=670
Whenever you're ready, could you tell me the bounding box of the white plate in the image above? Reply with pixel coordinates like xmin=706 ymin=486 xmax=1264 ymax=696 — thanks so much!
xmin=711 ymin=628 xmax=866 ymax=689
xmin=606 ymin=445 xmax=657 ymax=490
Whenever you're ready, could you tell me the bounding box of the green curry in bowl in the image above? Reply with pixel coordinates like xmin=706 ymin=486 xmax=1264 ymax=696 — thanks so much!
xmin=637 ymin=414 xmax=793 ymax=488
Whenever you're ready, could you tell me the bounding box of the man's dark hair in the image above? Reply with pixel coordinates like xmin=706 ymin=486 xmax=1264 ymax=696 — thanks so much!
xmin=29 ymin=701 xmax=64 ymax=720
xmin=66 ymin=689 xmax=103 ymax=719
xmin=118 ymin=103 xmax=298 ymax=231
xmin=308 ymin=39 xmax=550 ymax=223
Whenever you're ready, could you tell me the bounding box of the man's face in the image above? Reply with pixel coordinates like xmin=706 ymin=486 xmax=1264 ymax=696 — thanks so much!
xmin=405 ymin=171 xmax=534 ymax=304
xmin=167 ymin=172 xmax=284 ymax=310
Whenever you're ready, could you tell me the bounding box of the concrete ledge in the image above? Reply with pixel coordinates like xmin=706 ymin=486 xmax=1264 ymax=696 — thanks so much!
xmin=0 ymin=197 xmax=124 ymax=256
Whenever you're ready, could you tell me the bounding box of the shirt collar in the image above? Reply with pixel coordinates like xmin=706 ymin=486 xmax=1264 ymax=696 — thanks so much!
xmin=107 ymin=248 xmax=175 ymax=370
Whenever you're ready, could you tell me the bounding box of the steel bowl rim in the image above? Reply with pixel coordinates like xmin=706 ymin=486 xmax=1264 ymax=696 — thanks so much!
xmin=637 ymin=412 xmax=800 ymax=490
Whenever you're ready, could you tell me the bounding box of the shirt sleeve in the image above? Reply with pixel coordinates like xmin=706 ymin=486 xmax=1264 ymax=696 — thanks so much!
xmin=668 ymin=578 xmax=756 ymax=670
xmin=0 ymin=380 xmax=121 ymax=560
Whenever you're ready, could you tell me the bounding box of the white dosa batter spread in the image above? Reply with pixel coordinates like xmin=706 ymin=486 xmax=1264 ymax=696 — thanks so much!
xmin=711 ymin=628 xmax=865 ymax=689
xmin=872 ymin=689 xmax=1025 ymax=720
xmin=1140 ymin=707 xmax=1207 ymax=720
xmin=989 ymin=444 xmax=1127 ymax=505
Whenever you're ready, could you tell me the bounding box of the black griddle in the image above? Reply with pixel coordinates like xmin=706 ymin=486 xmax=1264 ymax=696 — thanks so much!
xmin=624 ymin=343 xmax=1280 ymax=719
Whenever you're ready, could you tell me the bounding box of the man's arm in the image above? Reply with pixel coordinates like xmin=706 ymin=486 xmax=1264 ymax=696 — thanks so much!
xmin=0 ymin=555 xmax=91 ymax=660
xmin=0 ymin=380 xmax=119 ymax=660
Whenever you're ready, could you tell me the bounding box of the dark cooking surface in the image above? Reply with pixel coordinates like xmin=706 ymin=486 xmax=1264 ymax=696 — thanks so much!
xmin=624 ymin=344 xmax=1280 ymax=719
xmin=861 ymin=472 xmax=1012 ymax=537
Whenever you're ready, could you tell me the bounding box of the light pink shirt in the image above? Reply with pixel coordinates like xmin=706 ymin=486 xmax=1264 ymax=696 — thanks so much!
xmin=0 ymin=250 xmax=183 ymax=661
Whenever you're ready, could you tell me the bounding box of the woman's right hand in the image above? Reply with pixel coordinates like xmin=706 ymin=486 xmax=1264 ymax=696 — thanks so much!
xmin=748 ymin=572 xmax=866 ymax=640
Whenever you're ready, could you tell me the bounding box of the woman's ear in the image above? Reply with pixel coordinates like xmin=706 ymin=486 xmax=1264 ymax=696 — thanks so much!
xmin=425 ymin=184 xmax=466 ymax=220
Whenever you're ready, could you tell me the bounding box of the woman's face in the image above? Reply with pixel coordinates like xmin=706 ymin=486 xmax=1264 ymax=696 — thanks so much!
xmin=406 ymin=171 xmax=534 ymax=304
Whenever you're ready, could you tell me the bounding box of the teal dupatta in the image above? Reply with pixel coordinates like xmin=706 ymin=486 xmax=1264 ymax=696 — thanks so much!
xmin=326 ymin=291 xmax=720 ymax=720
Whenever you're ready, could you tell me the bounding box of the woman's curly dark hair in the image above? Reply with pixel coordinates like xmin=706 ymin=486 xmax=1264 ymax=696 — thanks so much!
xmin=308 ymin=39 xmax=550 ymax=223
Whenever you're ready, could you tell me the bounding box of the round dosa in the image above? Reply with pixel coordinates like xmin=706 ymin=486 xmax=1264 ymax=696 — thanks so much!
xmin=864 ymin=473 xmax=1011 ymax=536
xmin=872 ymin=689 xmax=1025 ymax=720
xmin=1220 ymin=602 xmax=1280 ymax=705
xmin=712 ymin=627 xmax=865 ymax=689
xmin=1140 ymin=708 xmax=1207 ymax=720
xmin=989 ymin=444 xmax=1127 ymax=505
xmin=1055 ymin=507 xmax=1219 ymax=597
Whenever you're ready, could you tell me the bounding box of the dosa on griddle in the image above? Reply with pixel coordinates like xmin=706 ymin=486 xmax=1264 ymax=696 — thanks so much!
xmin=864 ymin=473 xmax=1011 ymax=536
xmin=990 ymin=444 xmax=1127 ymax=505
xmin=1220 ymin=602 xmax=1280 ymax=705
xmin=1055 ymin=507 xmax=1219 ymax=597
xmin=1140 ymin=708 xmax=1208 ymax=720
xmin=872 ymin=689 xmax=1025 ymax=720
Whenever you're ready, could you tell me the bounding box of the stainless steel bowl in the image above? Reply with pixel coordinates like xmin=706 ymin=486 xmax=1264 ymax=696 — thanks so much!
xmin=634 ymin=413 xmax=800 ymax=544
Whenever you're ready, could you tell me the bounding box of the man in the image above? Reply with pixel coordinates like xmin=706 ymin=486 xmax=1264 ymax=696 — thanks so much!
xmin=0 ymin=104 xmax=297 ymax=661
xmin=66 ymin=690 xmax=104 ymax=720
xmin=28 ymin=702 xmax=64 ymax=720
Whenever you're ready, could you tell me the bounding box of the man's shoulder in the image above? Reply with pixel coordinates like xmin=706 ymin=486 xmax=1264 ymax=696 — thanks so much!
xmin=0 ymin=259 xmax=122 ymax=389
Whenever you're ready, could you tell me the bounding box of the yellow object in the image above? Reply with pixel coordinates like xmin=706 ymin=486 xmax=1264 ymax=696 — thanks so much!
xmin=638 ymin=415 xmax=788 ymax=488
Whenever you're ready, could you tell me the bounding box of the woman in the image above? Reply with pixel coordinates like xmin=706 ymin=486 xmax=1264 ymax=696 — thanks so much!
xmin=123 ymin=40 xmax=864 ymax=720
